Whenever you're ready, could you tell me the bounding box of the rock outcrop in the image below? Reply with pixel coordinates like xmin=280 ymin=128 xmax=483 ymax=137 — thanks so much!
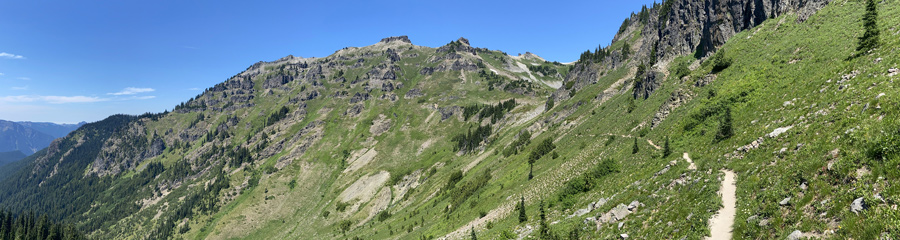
xmin=380 ymin=36 xmax=412 ymax=44
xmin=559 ymin=0 xmax=831 ymax=101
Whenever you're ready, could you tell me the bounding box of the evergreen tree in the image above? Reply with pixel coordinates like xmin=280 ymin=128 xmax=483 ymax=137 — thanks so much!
xmin=716 ymin=107 xmax=734 ymax=141
xmin=518 ymin=197 xmax=528 ymax=223
xmin=539 ymin=200 xmax=550 ymax=238
xmin=632 ymin=138 xmax=639 ymax=154
xmin=663 ymin=136 xmax=671 ymax=158
xmin=857 ymin=0 xmax=879 ymax=53
xmin=470 ymin=226 xmax=477 ymax=240
xmin=528 ymin=163 xmax=534 ymax=180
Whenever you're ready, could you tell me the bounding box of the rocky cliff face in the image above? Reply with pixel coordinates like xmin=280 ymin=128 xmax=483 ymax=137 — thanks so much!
xmin=558 ymin=0 xmax=831 ymax=103
xmin=658 ymin=0 xmax=832 ymax=60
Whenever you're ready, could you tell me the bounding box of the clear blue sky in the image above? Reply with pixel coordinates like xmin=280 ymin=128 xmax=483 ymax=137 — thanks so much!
xmin=0 ymin=0 xmax=658 ymax=124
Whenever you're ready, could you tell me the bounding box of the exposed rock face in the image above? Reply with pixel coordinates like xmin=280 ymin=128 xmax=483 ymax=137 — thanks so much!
xmin=263 ymin=74 xmax=294 ymax=89
xmin=659 ymin=0 xmax=831 ymax=59
xmin=419 ymin=67 xmax=435 ymax=75
xmin=380 ymin=36 xmax=412 ymax=44
xmin=650 ymin=89 xmax=692 ymax=128
xmin=633 ymin=71 xmax=663 ymax=99
xmin=439 ymin=106 xmax=463 ymax=121
xmin=350 ymin=92 xmax=370 ymax=103
xmin=90 ymin=123 xmax=167 ymax=177
xmin=560 ymin=0 xmax=831 ymax=101
xmin=404 ymin=88 xmax=424 ymax=99
xmin=436 ymin=37 xmax=481 ymax=55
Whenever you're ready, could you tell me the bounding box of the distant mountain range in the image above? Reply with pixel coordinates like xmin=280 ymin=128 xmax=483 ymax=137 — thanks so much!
xmin=0 ymin=120 xmax=85 ymax=156
xmin=0 ymin=151 xmax=25 ymax=167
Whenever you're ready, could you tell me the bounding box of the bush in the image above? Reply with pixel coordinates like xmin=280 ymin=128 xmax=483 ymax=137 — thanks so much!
xmin=528 ymin=138 xmax=557 ymax=164
xmin=377 ymin=210 xmax=392 ymax=221
xmin=672 ymin=60 xmax=691 ymax=80
xmin=627 ymin=97 xmax=637 ymax=113
xmin=716 ymin=107 xmax=734 ymax=142
xmin=556 ymin=159 xmax=619 ymax=208
xmin=710 ymin=50 xmax=732 ymax=73
xmin=445 ymin=170 xmax=464 ymax=191
xmin=335 ymin=201 xmax=350 ymax=212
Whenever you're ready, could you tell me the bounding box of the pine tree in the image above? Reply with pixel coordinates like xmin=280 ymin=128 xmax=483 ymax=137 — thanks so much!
xmin=528 ymin=163 xmax=534 ymax=180
xmin=716 ymin=107 xmax=734 ymax=141
xmin=857 ymin=0 xmax=879 ymax=53
xmin=663 ymin=136 xmax=671 ymax=158
xmin=518 ymin=197 xmax=528 ymax=223
xmin=539 ymin=200 xmax=550 ymax=238
xmin=632 ymin=138 xmax=639 ymax=154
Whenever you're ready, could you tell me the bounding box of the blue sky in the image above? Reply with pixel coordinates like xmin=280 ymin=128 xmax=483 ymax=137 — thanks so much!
xmin=0 ymin=0 xmax=658 ymax=124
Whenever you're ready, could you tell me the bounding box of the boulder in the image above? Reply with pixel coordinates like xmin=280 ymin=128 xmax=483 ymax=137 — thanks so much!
xmin=611 ymin=204 xmax=631 ymax=221
xmin=851 ymin=197 xmax=867 ymax=214
xmin=767 ymin=126 xmax=794 ymax=138
xmin=787 ymin=230 xmax=802 ymax=240
xmin=779 ymin=197 xmax=791 ymax=206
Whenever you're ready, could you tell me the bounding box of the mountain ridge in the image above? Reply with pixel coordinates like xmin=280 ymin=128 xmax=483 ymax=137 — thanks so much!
xmin=0 ymin=0 xmax=898 ymax=239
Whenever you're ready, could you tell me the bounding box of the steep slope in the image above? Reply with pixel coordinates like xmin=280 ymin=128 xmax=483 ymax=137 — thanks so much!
xmin=0 ymin=150 xmax=25 ymax=166
xmin=0 ymin=36 xmax=566 ymax=239
xmin=0 ymin=150 xmax=30 ymax=182
xmin=1 ymin=0 xmax=898 ymax=239
xmin=0 ymin=120 xmax=57 ymax=155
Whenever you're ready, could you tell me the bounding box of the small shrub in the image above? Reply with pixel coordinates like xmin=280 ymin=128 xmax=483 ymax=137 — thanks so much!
xmin=605 ymin=135 xmax=616 ymax=146
xmin=336 ymin=201 xmax=350 ymax=212
xmin=377 ymin=210 xmax=392 ymax=222
xmin=710 ymin=50 xmax=732 ymax=73
xmin=716 ymin=107 xmax=734 ymax=142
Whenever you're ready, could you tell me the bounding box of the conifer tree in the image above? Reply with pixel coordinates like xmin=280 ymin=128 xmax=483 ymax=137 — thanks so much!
xmin=716 ymin=107 xmax=734 ymax=141
xmin=518 ymin=197 xmax=528 ymax=223
xmin=632 ymin=138 xmax=639 ymax=154
xmin=857 ymin=0 xmax=879 ymax=53
xmin=663 ymin=136 xmax=671 ymax=158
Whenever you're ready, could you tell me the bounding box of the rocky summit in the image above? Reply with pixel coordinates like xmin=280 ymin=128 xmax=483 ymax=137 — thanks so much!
xmin=1 ymin=0 xmax=899 ymax=239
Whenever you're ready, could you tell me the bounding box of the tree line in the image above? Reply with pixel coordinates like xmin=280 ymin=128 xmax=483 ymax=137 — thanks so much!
xmin=0 ymin=210 xmax=86 ymax=240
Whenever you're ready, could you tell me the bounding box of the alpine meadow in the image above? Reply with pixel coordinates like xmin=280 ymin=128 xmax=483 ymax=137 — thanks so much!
xmin=1 ymin=0 xmax=899 ymax=239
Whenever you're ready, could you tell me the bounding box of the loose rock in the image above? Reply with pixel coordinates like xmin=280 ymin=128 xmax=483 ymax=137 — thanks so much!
xmin=851 ymin=197 xmax=867 ymax=214
xmin=779 ymin=197 xmax=791 ymax=206
xmin=787 ymin=230 xmax=803 ymax=240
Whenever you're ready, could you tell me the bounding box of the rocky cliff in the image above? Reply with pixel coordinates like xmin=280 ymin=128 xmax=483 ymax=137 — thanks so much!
xmin=555 ymin=0 xmax=831 ymax=103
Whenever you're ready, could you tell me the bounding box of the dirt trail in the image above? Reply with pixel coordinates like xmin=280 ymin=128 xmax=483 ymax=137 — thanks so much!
xmin=647 ymin=139 xmax=662 ymax=150
xmin=683 ymin=152 xmax=697 ymax=170
xmin=706 ymin=170 xmax=736 ymax=240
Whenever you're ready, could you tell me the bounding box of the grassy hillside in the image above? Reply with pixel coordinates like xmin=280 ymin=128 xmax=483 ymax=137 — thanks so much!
xmin=0 ymin=0 xmax=897 ymax=239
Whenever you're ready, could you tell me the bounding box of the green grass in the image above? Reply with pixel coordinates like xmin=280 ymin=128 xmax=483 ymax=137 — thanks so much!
xmin=52 ymin=1 xmax=900 ymax=239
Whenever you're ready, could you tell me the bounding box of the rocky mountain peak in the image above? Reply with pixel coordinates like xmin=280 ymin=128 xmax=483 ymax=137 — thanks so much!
xmin=456 ymin=37 xmax=470 ymax=46
xmin=380 ymin=36 xmax=412 ymax=44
